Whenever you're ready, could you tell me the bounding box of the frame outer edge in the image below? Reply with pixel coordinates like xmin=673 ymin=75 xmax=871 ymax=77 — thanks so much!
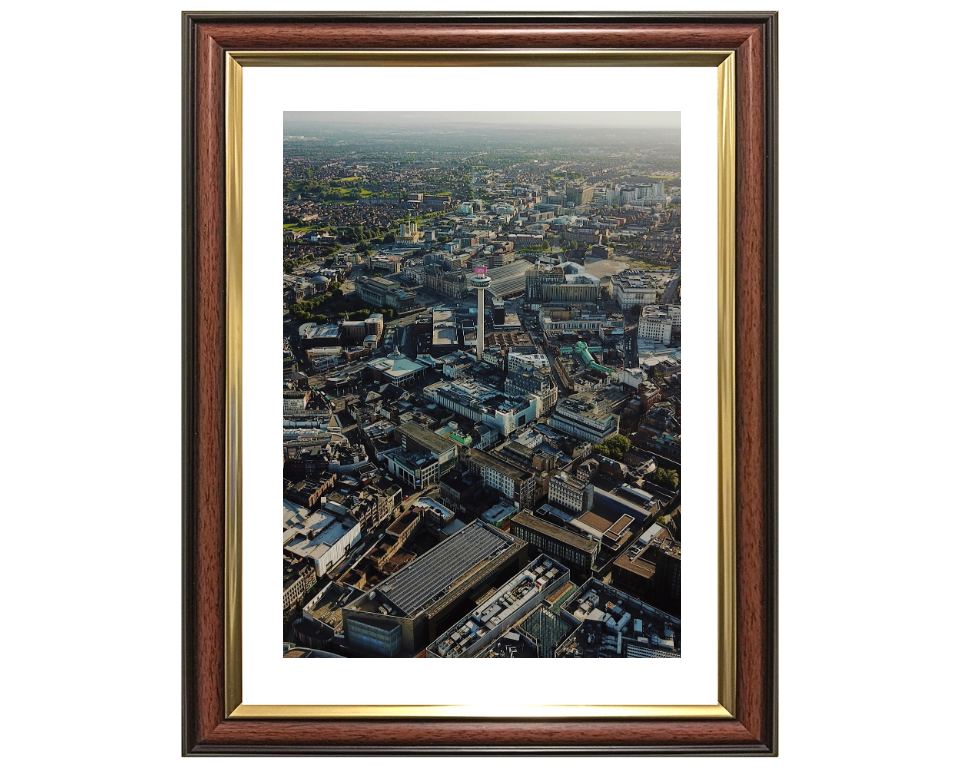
xmin=763 ymin=11 xmax=779 ymax=756
xmin=181 ymin=11 xmax=198 ymax=757
xmin=181 ymin=11 xmax=780 ymax=755
xmin=181 ymin=11 xmax=784 ymax=24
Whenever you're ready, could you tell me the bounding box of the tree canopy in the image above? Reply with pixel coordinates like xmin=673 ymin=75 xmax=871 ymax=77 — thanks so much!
xmin=649 ymin=468 xmax=679 ymax=490
xmin=592 ymin=434 xmax=632 ymax=461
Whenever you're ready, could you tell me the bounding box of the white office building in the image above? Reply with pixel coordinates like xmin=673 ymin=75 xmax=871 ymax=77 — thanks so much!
xmin=548 ymin=394 xmax=620 ymax=443
xmin=637 ymin=304 xmax=681 ymax=344
xmin=283 ymin=509 xmax=361 ymax=578
xmin=549 ymin=472 xmax=595 ymax=513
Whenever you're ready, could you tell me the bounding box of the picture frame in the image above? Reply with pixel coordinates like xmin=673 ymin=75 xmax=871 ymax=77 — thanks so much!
xmin=183 ymin=11 xmax=778 ymax=756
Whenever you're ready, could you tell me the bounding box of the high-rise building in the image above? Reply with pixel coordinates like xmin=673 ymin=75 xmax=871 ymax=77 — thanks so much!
xmin=493 ymin=300 xmax=506 ymax=326
xmin=525 ymin=263 xmax=565 ymax=302
xmin=566 ymin=183 xmax=595 ymax=206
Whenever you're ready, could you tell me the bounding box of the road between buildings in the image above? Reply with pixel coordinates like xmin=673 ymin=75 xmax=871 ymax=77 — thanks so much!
xmin=660 ymin=270 xmax=681 ymax=305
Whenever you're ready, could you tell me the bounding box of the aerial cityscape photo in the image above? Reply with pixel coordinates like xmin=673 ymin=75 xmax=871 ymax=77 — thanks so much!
xmin=282 ymin=112 xmax=681 ymax=659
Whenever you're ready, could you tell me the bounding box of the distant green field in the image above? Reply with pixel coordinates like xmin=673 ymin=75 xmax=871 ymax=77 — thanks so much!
xmin=326 ymin=186 xmax=375 ymax=198
xmin=335 ymin=176 xmax=361 ymax=182
xmin=609 ymin=255 xmax=671 ymax=270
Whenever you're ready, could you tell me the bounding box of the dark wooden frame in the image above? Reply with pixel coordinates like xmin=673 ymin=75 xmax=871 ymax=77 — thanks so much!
xmin=183 ymin=11 xmax=777 ymax=756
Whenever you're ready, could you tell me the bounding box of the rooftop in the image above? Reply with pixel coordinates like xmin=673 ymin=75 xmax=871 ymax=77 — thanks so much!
xmin=299 ymin=323 xmax=341 ymax=340
xmin=283 ymin=558 xmax=313 ymax=591
xmin=283 ymin=498 xmax=311 ymax=527
xmin=302 ymin=581 xmax=360 ymax=632
xmin=556 ymin=579 xmax=680 ymax=658
xmin=386 ymin=510 xmax=420 ymax=536
xmin=510 ymin=511 xmax=600 ymax=554
xmin=411 ymin=497 xmax=456 ymax=522
xmin=552 ymin=472 xmax=589 ymax=492
xmin=643 ymin=526 xmax=681 ymax=559
xmin=367 ymin=276 xmax=399 ymax=288
xmin=397 ymin=421 xmax=458 ymax=457
xmin=481 ymin=500 xmax=519 ymax=526
xmin=516 ymin=603 xmax=578 ymax=658
xmin=555 ymin=393 xmax=614 ymax=417
xmin=427 ymin=554 xmax=569 ymax=658
xmin=387 ymin=449 xmax=438 ymax=473
xmin=283 ymin=510 xmax=359 ymax=560
xmin=362 ymin=520 xmax=520 ymax=619
xmin=469 ymin=449 xmax=534 ymax=481
xmin=641 ymin=304 xmax=681 ymax=321
xmin=366 ymin=354 xmax=428 ymax=379
xmin=481 ymin=632 xmax=539 ymax=659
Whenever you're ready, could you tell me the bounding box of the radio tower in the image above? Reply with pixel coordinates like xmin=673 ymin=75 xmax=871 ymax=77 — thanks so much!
xmin=469 ymin=266 xmax=492 ymax=362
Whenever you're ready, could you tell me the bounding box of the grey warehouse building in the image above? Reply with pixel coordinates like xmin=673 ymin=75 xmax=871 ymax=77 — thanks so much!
xmin=341 ymin=520 xmax=528 ymax=656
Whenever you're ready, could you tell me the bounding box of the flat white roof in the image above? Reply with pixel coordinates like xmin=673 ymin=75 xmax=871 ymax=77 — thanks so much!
xmin=441 ymin=517 xmax=468 ymax=536
xmin=636 ymin=523 xmax=665 ymax=547
xmin=284 ymin=510 xmax=359 ymax=558
xmin=481 ymin=501 xmax=518 ymax=524
xmin=366 ymin=355 xmax=428 ymax=377
xmin=412 ymin=497 xmax=456 ymax=521
xmin=283 ymin=498 xmax=311 ymax=527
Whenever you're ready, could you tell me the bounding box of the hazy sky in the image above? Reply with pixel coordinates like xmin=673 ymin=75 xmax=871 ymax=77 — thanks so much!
xmin=284 ymin=111 xmax=679 ymax=129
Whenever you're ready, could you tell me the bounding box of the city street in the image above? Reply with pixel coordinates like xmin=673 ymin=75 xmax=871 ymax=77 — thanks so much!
xmin=660 ymin=270 xmax=681 ymax=305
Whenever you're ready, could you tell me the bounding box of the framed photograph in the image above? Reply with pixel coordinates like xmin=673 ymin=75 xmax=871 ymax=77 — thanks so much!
xmin=183 ymin=11 xmax=777 ymax=756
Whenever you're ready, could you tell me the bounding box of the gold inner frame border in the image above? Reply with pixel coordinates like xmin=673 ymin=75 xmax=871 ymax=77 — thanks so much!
xmin=224 ymin=49 xmax=736 ymax=720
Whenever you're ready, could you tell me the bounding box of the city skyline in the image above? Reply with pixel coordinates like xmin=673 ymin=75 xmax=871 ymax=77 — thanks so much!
xmin=285 ymin=111 xmax=681 ymax=131
xmin=282 ymin=113 xmax=681 ymax=659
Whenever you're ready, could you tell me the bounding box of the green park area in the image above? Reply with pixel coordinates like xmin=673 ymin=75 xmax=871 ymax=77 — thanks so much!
xmin=629 ymin=260 xmax=671 ymax=270
xmin=284 ymin=178 xmax=376 ymax=202
xmin=606 ymin=254 xmax=671 ymax=271
xmin=289 ymin=294 xmax=400 ymax=325
xmin=283 ymin=223 xmax=327 ymax=232
xmin=328 ymin=186 xmax=375 ymax=198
